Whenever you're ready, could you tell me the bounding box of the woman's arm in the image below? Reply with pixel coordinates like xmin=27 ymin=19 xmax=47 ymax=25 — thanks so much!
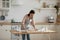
xmin=30 ymin=19 xmax=36 ymax=29
xmin=21 ymin=15 xmax=26 ymax=30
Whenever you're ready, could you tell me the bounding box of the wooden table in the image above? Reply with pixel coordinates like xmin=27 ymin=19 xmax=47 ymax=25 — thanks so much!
xmin=10 ymin=30 xmax=56 ymax=34
xmin=10 ymin=30 xmax=56 ymax=40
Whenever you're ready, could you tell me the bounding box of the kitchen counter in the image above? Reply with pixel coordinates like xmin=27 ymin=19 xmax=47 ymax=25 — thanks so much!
xmin=0 ymin=22 xmax=60 ymax=25
xmin=0 ymin=22 xmax=21 ymax=25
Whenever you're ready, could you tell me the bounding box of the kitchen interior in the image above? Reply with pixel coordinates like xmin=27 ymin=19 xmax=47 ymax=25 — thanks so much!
xmin=0 ymin=0 xmax=60 ymax=40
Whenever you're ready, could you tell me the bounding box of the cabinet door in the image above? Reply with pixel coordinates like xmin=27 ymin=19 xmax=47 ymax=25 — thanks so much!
xmin=2 ymin=0 xmax=10 ymax=8
xmin=0 ymin=25 xmax=11 ymax=40
xmin=0 ymin=0 xmax=2 ymax=8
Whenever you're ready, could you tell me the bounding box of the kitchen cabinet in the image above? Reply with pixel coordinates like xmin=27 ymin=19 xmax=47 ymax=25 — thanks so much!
xmin=0 ymin=25 xmax=11 ymax=40
xmin=0 ymin=0 xmax=10 ymax=18
xmin=0 ymin=0 xmax=11 ymax=11
xmin=2 ymin=0 xmax=9 ymax=8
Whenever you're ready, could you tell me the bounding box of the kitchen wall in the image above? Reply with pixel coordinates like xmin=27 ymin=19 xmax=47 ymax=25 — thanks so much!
xmin=7 ymin=0 xmax=57 ymax=22
xmin=0 ymin=0 xmax=60 ymax=40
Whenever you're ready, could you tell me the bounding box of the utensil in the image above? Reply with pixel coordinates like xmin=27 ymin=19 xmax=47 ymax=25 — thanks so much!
xmin=0 ymin=11 xmax=5 ymax=20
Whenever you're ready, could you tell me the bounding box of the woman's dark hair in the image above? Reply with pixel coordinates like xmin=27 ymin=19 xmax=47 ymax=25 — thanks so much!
xmin=28 ymin=10 xmax=35 ymax=16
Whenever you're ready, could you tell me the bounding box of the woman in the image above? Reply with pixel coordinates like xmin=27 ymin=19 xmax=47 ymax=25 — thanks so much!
xmin=21 ymin=10 xmax=36 ymax=40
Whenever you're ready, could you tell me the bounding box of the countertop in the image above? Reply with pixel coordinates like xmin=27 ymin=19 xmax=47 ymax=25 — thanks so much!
xmin=0 ymin=22 xmax=60 ymax=25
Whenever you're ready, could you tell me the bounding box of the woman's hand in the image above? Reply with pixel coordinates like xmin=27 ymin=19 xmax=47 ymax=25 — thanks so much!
xmin=34 ymin=28 xmax=38 ymax=31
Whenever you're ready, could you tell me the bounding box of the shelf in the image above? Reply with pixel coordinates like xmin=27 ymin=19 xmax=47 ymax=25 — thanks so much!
xmin=35 ymin=22 xmax=56 ymax=25
xmin=41 ymin=8 xmax=60 ymax=10
xmin=10 ymin=30 xmax=56 ymax=34
xmin=35 ymin=8 xmax=60 ymax=10
xmin=41 ymin=8 xmax=55 ymax=10
xmin=11 ymin=4 xmax=21 ymax=6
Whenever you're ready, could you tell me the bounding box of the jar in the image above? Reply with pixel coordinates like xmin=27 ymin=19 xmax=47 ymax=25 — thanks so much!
xmin=48 ymin=16 xmax=54 ymax=23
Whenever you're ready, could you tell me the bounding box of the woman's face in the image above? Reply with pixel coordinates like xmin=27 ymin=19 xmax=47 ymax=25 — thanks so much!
xmin=30 ymin=13 xmax=34 ymax=18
